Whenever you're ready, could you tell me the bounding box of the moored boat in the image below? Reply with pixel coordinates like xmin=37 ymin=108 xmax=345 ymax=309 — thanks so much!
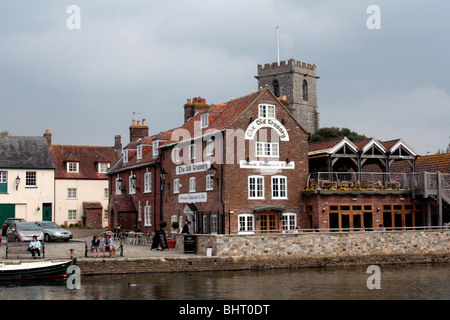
xmin=0 ymin=259 xmax=75 ymax=281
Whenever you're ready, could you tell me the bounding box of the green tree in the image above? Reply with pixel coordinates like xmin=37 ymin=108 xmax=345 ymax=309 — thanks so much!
xmin=309 ymin=127 xmax=367 ymax=143
xmin=0 ymin=131 xmax=9 ymax=136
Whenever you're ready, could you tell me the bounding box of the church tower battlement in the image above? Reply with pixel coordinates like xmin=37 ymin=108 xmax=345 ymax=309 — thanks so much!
xmin=256 ymin=58 xmax=319 ymax=134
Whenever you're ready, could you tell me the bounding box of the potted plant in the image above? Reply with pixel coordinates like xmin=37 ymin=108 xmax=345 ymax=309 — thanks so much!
xmin=159 ymin=220 xmax=167 ymax=230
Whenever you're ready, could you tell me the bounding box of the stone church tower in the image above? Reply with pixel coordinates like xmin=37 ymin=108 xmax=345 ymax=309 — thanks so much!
xmin=256 ymin=58 xmax=320 ymax=134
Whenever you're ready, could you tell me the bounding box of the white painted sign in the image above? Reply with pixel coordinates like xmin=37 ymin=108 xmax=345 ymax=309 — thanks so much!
xmin=178 ymin=192 xmax=208 ymax=203
xmin=176 ymin=161 xmax=211 ymax=175
xmin=239 ymin=160 xmax=295 ymax=170
xmin=245 ymin=118 xmax=289 ymax=141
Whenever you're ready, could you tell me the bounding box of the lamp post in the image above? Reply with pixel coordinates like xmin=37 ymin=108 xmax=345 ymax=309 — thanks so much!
xmin=15 ymin=175 xmax=20 ymax=190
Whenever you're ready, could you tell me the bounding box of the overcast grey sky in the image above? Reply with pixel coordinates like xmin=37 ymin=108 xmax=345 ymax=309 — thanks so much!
xmin=1 ymin=0 xmax=449 ymax=155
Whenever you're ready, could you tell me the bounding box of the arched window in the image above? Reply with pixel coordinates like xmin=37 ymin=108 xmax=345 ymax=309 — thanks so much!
xmin=302 ymin=80 xmax=308 ymax=101
xmin=272 ymin=79 xmax=280 ymax=97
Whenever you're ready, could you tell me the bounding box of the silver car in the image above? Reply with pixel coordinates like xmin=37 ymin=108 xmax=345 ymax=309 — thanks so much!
xmin=6 ymin=222 xmax=44 ymax=242
xmin=35 ymin=221 xmax=73 ymax=242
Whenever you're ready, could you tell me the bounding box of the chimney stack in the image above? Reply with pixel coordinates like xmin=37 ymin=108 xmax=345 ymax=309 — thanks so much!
xmin=184 ymin=97 xmax=209 ymax=123
xmin=114 ymin=135 xmax=122 ymax=157
xmin=43 ymin=129 xmax=52 ymax=147
xmin=129 ymin=119 xmax=149 ymax=142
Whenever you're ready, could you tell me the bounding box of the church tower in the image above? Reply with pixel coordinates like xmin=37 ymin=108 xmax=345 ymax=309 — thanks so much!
xmin=256 ymin=58 xmax=320 ymax=134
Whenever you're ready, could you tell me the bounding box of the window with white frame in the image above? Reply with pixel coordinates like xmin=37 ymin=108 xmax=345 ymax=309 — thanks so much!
xmin=115 ymin=176 xmax=122 ymax=195
xmin=256 ymin=142 xmax=279 ymax=157
xmin=173 ymin=179 xmax=180 ymax=194
xmin=104 ymin=188 xmax=108 ymax=199
xmin=68 ymin=210 xmax=77 ymax=220
xmin=248 ymin=175 xmax=264 ymax=199
xmin=189 ymin=177 xmax=196 ymax=192
xmin=137 ymin=145 xmax=143 ymax=160
xmin=272 ymin=175 xmax=287 ymax=199
xmin=189 ymin=143 xmax=196 ymax=160
xmin=205 ymin=139 xmax=214 ymax=156
xmin=129 ymin=173 xmax=136 ymax=194
xmin=67 ymin=162 xmax=79 ymax=173
xmin=171 ymin=215 xmax=178 ymax=233
xmin=153 ymin=140 xmax=159 ymax=157
xmin=123 ymin=150 xmax=128 ymax=164
xmin=210 ymin=214 xmax=218 ymax=234
xmin=201 ymin=113 xmax=209 ymax=129
xmin=172 ymin=147 xmax=181 ymax=164
xmin=0 ymin=171 xmax=7 ymax=194
xmin=206 ymin=175 xmax=214 ymax=191
xmin=238 ymin=214 xmax=255 ymax=234
xmin=282 ymin=213 xmax=297 ymax=231
xmin=258 ymin=104 xmax=275 ymax=119
xmin=144 ymin=172 xmax=152 ymax=193
xmin=202 ymin=215 xmax=208 ymax=234
xmin=25 ymin=171 xmax=36 ymax=187
xmin=138 ymin=201 xmax=142 ymax=222
xmin=67 ymin=188 xmax=77 ymax=199
xmin=144 ymin=203 xmax=152 ymax=226
xmin=103 ymin=210 xmax=108 ymax=220
xmin=98 ymin=162 xmax=109 ymax=173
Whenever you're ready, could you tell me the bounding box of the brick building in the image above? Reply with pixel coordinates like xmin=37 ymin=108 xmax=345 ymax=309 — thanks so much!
xmin=107 ymin=89 xmax=309 ymax=235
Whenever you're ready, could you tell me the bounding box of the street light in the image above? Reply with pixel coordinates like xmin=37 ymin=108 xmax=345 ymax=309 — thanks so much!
xmin=207 ymin=164 xmax=217 ymax=177
xmin=15 ymin=176 xmax=20 ymax=190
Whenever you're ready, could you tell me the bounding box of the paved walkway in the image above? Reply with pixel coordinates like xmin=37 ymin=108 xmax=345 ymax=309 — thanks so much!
xmin=0 ymin=228 xmax=203 ymax=261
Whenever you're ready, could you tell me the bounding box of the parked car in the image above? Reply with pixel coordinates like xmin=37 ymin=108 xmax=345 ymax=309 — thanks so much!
xmin=34 ymin=221 xmax=73 ymax=242
xmin=2 ymin=218 xmax=26 ymax=236
xmin=6 ymin=222 xmax=44 ymax=242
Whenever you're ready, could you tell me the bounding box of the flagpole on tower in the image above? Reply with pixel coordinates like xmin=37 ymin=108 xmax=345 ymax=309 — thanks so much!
xmin=276 ymin=26 xmax=280 ymax=66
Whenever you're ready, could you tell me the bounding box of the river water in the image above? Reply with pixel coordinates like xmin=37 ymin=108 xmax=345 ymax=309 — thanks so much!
xmin=0 ymin=263 xmax=448 ymax=301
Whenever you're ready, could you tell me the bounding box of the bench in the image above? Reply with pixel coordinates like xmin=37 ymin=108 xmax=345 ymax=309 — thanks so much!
xmin=6 ymin=241 xmax=45 ymax=259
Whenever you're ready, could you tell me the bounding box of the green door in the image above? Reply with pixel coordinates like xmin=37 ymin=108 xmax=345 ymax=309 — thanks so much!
xmin=0 ymin=204 xmax=15 ymax=223
xmin=42 ymin=203 xmax=52 ymax=221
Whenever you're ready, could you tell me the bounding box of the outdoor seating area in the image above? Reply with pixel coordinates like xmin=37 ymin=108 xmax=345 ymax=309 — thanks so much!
xmin=306 ymin=172 xmax=409 ymax=192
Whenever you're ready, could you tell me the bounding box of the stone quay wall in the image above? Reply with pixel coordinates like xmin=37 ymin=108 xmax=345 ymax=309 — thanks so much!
xmin=77 ymin=231 xmax=449 ymax=275
xmin=176 ymin=230 xmax=450 ymax=258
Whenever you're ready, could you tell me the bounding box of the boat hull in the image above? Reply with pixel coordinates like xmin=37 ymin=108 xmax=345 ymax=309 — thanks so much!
xmin=0 ymin=260 xmax=74 ymax=281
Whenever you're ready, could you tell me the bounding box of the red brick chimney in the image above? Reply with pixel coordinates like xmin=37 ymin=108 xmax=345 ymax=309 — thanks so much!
xmin=43 ymin=129 xmax=52 ymax=147
xmin=129 ymin=119 xmax=149 ymax=142
xmin=184 ymin=97 xmax=209 ymax=123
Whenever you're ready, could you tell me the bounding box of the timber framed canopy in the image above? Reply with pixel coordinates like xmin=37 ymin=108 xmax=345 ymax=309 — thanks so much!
xmin=308 ymin=137 xmax=419 ymax=173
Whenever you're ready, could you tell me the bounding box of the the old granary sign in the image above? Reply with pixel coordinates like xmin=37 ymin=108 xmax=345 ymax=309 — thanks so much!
xmin=176 ymin=161 xmax=211 ymax=175
xmin=245 ymin=118 xmax=289 ymax=141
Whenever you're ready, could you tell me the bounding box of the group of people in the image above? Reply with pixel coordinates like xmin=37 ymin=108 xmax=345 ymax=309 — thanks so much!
xmin=91 ymin=234 xmax=116 ymax=258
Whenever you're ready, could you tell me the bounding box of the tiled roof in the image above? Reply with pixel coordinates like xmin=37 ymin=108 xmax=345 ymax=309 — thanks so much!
xmin=0 ymin=136 xmax=55 ymax=169
xmin=83 ymin=202 xmax=103 ymax=210
xmin=113 ymin=195 xmax=136 ymax=213
xmin=416 ymin=153 xmax=450 ymax=173
xmin=51 ymin=145 xmax=118 ymax=179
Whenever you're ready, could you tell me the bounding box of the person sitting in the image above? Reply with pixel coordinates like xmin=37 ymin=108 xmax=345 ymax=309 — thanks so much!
xmin=91 ymin=235 xmax=100 ymax=258
xmin=29 ymin=235 xmax=42 ymax=259
xmin=102 ymin=234 xmax=116 ymax=257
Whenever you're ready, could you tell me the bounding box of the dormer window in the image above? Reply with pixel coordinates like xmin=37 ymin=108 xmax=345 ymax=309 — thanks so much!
xmin=201 ymin=113 xmax=209 ymax=129
xmin=67 ymin=162 xmax=79 ymax=173
xmin=98 ymin=162 xmax=110 ymax=174
xmin=153 ymin=141 xmax=159 ymax=157
xmin=258 ymin=104 xmax=275 ymax=119
xmin=137 ymin=145 xmax=143 ymax=160
xmin=123 ymin=150 xmax=128 ymax=164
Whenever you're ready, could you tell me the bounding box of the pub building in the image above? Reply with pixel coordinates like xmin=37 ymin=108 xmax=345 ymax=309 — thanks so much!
xmin=107 ymin=59 xmax=448 ymax=235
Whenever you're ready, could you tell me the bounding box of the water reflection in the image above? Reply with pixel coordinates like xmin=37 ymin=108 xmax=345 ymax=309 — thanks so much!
xmin=0 ymin=263 xmax=448 ymax=300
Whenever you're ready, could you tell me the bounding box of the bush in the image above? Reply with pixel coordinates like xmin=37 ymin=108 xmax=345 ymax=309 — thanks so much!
xmin=171 ymin=221 xmax=179 ymax=230
xmin=159 ymin=221 xmax=167 ymax=229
